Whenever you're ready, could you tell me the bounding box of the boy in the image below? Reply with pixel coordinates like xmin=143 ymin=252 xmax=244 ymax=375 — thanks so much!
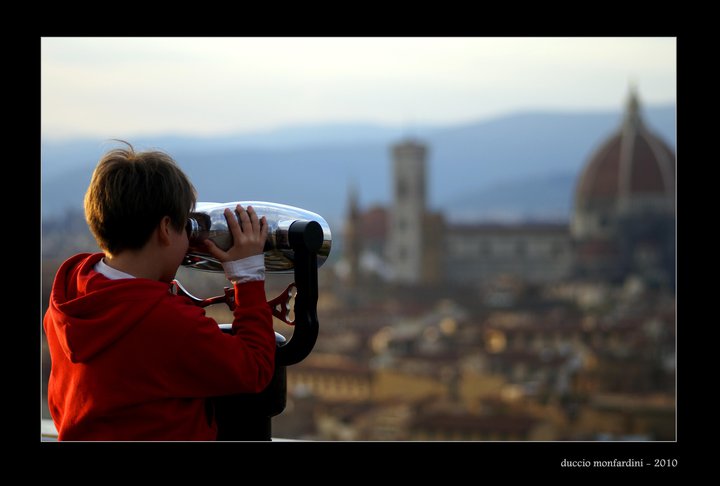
xmin=43 ymin=142 xmax=275 ymax=440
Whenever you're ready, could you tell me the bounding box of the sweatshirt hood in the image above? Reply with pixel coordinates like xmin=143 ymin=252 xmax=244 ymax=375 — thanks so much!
xmin=45 ymin=253 xmax=173 ymax=363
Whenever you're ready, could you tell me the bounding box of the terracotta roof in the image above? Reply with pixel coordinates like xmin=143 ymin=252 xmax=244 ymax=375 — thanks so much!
xmin=293 ymin=353 xmax=372 ymax=375
xmin=360 ymin=206 xmax=388 ymax=240
xmin=410 ymin=412 xmax=537 ymax=434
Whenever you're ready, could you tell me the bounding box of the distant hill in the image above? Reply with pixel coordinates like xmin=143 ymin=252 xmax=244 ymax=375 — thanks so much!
xmin=41 ymin=104 xmax=675 ymax=229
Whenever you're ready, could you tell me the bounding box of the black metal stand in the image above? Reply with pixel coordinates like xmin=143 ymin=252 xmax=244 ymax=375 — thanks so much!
xmin=213 ymin=349 xmax=286 ymax=441
xmin=212 ymin=220 xmax=323 ymax=441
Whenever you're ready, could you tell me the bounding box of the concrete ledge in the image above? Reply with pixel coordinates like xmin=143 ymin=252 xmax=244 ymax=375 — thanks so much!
xmin=40 ymin=419 xmax=300 ymax=441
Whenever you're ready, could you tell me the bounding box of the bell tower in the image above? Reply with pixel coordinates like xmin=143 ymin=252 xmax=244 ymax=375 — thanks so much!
xmin=387 ymin=139 xmax=427 ymax=284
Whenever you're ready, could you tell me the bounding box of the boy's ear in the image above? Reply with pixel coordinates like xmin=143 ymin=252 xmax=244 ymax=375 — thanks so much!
xmin=157 ymin=216 xmax=173 ymax=247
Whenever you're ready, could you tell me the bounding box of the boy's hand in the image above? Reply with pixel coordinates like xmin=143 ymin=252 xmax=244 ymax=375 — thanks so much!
xmin=204 ymin=204 xmax=268 ymax=262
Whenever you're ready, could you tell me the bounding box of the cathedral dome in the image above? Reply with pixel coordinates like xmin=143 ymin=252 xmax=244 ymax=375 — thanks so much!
xmin=574 ymin=88 xmax=675 ymax=212
xmin=572 ymin=88 xmax=675 ymax=240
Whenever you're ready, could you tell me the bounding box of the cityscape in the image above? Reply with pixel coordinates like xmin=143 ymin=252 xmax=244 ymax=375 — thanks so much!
xmin=41 ymin=87 xmax=676 ymax=441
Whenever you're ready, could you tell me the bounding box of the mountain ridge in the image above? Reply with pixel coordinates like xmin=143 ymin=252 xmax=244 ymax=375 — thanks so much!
xmin=41 ymin=103 xmax=676 ymax=227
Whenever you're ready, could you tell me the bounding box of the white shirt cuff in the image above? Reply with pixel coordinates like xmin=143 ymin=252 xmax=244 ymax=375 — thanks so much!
xmin=221 ymin=254 xmax=265 ymax=284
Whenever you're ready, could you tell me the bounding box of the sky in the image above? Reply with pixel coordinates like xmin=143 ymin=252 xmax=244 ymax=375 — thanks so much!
xmin=40 ymin=37 xmax=677 ymax=140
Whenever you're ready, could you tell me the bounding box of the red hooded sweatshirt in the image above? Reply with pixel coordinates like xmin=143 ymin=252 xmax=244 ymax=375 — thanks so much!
xmin=43 ymin=252 xmax=275 ymax=441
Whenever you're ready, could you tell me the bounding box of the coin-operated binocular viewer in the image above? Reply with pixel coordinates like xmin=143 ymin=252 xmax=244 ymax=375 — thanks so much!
xmin=171 ymin=201 xmax=331 ymax=440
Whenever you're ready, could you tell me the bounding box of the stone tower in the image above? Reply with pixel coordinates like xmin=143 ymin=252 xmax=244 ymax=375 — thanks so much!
xmin=387 ymin=139 xmax=427 ymax=284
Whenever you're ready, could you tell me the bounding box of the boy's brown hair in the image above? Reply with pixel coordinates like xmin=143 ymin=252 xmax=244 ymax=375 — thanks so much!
xmin=84 ymin=141 xmax=197 ymax=255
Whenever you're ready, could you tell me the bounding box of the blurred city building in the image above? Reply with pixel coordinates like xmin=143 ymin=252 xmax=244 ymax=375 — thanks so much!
xmin=279 ymin=86 xmax=676 ymax=441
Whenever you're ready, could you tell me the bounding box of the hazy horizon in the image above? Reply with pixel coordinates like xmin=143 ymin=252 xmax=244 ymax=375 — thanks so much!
xmin=40 ymin=99 xmax=677 ymax=145
xmin=41 ymin=37 xmax=676 ymax=140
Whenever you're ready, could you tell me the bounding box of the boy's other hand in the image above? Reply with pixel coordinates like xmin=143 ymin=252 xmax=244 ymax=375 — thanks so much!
xmin=204 ymin=204 xmax=268 ymax=262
